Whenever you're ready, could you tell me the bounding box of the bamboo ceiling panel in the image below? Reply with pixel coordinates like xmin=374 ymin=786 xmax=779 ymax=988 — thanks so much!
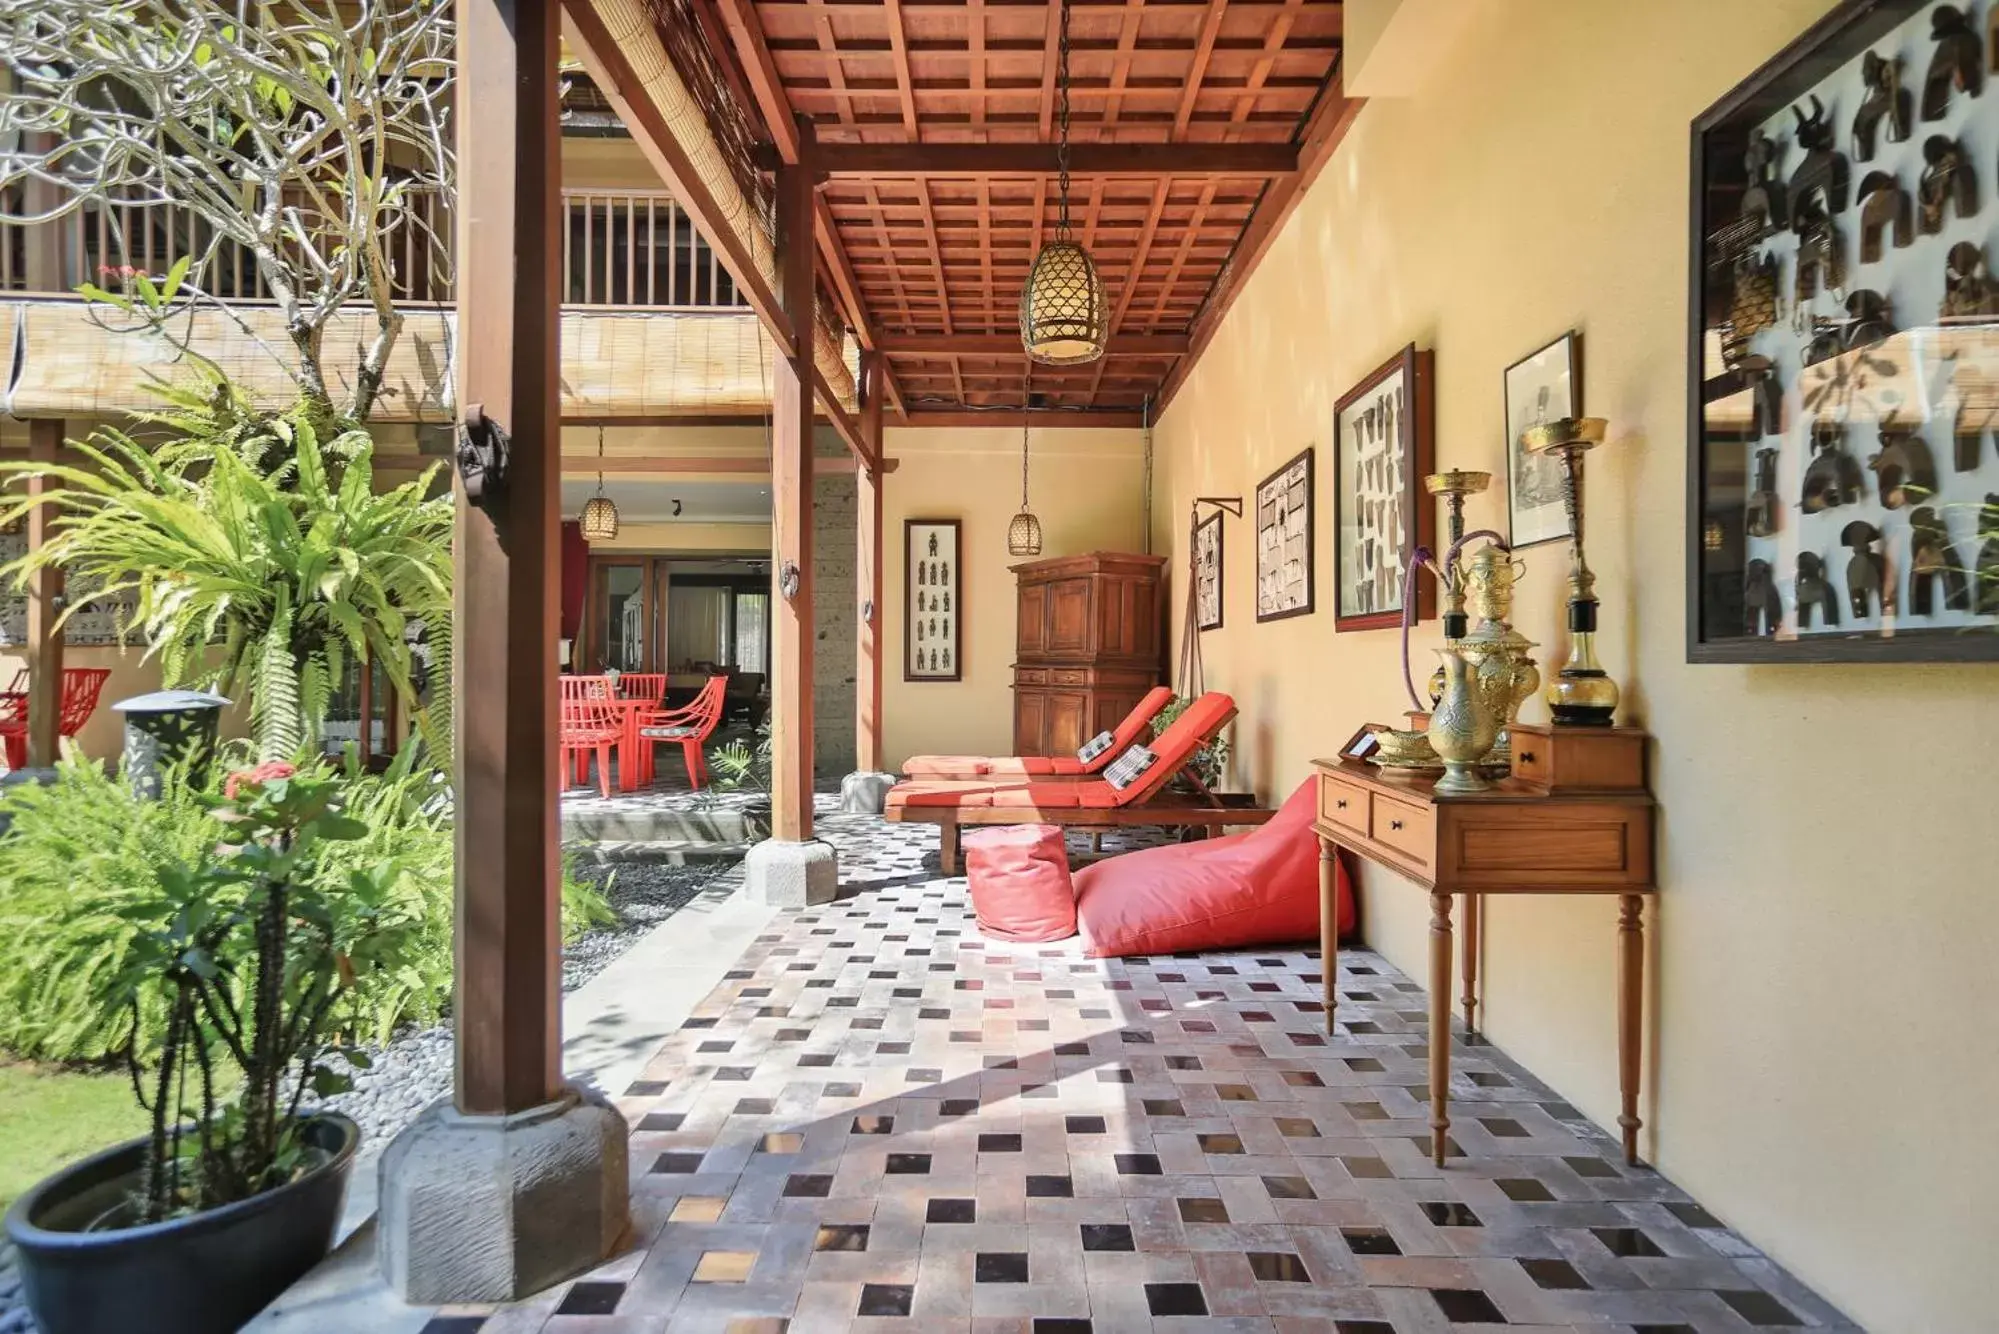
xmin=719 ymin=0 xmax=1346 ymax=413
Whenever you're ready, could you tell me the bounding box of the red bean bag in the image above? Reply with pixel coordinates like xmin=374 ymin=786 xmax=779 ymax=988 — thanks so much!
xmin=1074 ymin=779 xmax=1354 ymax=958
xmin=964 ymin=823 xmax=1078 ymax=942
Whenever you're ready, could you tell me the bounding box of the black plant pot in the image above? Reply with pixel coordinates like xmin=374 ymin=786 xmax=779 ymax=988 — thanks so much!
xmin=3 ymin=1112 xmax=359 ymax=1334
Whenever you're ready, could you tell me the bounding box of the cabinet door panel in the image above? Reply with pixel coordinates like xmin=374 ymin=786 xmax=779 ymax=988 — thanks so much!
xmin=1047 ymin=579 xmax=1092 ymax=654
xmin=1015 ymin=690 xmax=1048 ymax=756
xmin=1045 ymin=691 xmax=1090 ymax=757
xmin=1017 ymin=584 xmax=1049 ymax=655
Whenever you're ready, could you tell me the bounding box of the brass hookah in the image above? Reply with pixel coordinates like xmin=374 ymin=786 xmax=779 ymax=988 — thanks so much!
xmin=1521 ymin=417 xmax=1620 ymax=726
xmin=1371 ymin=474 xmax=1486 ymax=772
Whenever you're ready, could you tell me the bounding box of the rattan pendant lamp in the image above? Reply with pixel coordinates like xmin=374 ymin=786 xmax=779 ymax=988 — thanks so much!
xmin=1019 ymin=0 xmax=1106 ymax=366
xmin=1008 ymin=373 xmax=1044 ymax=556
xmin=580 ymin=425 xmax=620 ymax=541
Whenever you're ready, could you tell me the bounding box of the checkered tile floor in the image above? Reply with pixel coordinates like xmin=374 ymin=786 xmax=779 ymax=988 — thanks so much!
xmin=428 ymin=812 xmax=1854 ymax=1334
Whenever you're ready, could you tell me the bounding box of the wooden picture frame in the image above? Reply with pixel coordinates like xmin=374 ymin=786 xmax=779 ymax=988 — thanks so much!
xmin=1333 ymin=344 xmax=1435 ymax=632
xmin=1193 ymin=508 xmax=1225 ymax=631
xmin=1686 ymin=0 xmax=1999 ymax=663
xmin=903 ymin=518 xmax=962 ymax=681
xmin=1504 ymin=331 xmax=1581 ymax=550
xmin=1254 ymin=448 xmax=1315 ymax=622
xmin=1340 ymin=722 xmax=1386 ymax=763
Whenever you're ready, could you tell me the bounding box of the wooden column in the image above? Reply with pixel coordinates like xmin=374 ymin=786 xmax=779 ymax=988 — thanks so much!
xmin=770 ymin=119 xmax=817 ymax=841
xmin=24 ymin=420 xmax=64 ymax=767
xmin=855 ymin=350 xmax=885 ymax=774
xmin=453 ymin=0 xmax=563 ymax=1117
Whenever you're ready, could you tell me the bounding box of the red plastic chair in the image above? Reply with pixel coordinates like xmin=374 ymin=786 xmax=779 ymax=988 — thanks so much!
xmin=0 ymin=667 xmax=110 ymax=770
xmin=636 ymin=675 xmax=727 ymax=789
xmin=559 ymin=676 xmax=620 ymax=796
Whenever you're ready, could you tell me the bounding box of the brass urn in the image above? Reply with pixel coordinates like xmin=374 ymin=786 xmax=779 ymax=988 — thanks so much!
xmin=1427 ymin=642 xmax=1501 ymax=794
xmin=1460 ymin=542 xmax=1539 ymax=770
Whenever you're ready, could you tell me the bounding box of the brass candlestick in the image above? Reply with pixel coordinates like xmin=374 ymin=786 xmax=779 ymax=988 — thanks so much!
xmin=1521 ymin=417 xmax=1619 ymax=727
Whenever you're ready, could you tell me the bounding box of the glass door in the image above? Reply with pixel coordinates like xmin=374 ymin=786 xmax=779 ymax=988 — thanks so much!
xmin=587 ymin=557 xmax=653 ymax=672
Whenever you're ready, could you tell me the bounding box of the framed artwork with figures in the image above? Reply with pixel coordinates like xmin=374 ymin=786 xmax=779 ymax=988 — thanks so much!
xmin=1333 ymin=344 xmax=1435 ymax=632
xmin=1194 ymin=508 xmax=1224 ymax=631
xmin=1504 ymin=331 xmax=1580 ymax=549
xmin=1254 ymin=449 xmax=1314 ymax=622
xmin=904 ymin=518 xmax=962 ymax=681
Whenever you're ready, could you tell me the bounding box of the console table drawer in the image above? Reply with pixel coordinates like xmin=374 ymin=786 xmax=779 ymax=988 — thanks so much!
xmin=1319 ymin=775 xmax=1370 ymax=835
xmin=1371 ymin=793 xmax=1435 ymax=872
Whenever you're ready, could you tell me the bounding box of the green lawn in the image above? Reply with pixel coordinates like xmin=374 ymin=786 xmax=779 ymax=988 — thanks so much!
xmin=0 ymin=1060 xmax=147 ymax=1211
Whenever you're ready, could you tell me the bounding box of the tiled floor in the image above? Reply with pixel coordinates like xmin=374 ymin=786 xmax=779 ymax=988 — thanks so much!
xmin=427 ymin=813 xmax=1855 ymax=1334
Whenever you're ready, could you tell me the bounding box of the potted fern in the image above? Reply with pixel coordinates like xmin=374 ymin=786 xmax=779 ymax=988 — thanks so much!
xmin=4 ymin=762 xmax=387 ymax=1334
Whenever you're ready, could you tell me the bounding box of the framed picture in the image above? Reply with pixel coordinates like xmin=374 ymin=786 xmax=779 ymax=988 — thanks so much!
xmin=904 ymin=518 xmax=962 ymax=681
xmin=1333 ymin=344 xmax=1435 ymax=632
xmin=1254 ymin=449 xmax=1314 ymax=622
xmin=1504 ymin=331 xmax=1580 ymax=549
xmin=1687 ymin=0 xmax=1999 ymax=662
xmin=1193 ymin=508 xmax=1225 ymax=631
xmin=1340 ymin=722 xmax=1385 ymax=763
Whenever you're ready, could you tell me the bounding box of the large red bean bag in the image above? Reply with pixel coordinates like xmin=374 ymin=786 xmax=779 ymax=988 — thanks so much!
xmin=1074 ymin=780 xmax=1354 ymax=958
xmin=964 ymin=823 xmax=1078 ymax=942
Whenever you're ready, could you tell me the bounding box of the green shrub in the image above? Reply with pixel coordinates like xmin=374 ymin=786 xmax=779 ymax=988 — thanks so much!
xmin=0 ymin=750 xmax=613 ymax=1063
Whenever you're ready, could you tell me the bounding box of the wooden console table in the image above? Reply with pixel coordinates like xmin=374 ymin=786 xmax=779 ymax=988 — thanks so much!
xmin=1311 ymin=724 xmax=1656 ymax=1166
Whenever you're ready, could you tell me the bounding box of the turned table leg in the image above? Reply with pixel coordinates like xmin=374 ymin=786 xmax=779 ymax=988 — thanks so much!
xmin=1460 ymin=891 xmax=1482 ymax=1041
xmin=1618 ymin=893 xmax=1645 ymax=1165
xmin=1319 ymin=838 xmax=1339 ymax=1034
xmin=1429 ymin=890 xmax=1454 ymax=1166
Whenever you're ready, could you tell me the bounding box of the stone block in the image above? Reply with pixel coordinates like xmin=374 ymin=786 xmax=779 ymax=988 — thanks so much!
xmin=376 ymin=1089 xmax=628 ymax=1305
xmin=741 ymin=837 xmax=839 ymax=907
xmin=840 ymin=771 xmax=897 ymax=815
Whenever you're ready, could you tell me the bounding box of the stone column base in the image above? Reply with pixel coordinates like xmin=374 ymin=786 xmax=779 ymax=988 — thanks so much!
xmin=376 ymin=1088 xmax=628 ymax=1305
xmin=840 ymin=770 xmax=897 ymax=814
xmin=742 ymin=837 xmax=838 ymax=907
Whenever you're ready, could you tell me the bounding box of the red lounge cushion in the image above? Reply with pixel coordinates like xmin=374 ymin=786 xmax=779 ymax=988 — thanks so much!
xmin=903 ymin=755 xmax=995 ymax=778
xmin=1111 ymin=691 xmax=1235 ymax=806
xmin=964 ymin=824 xmax=1077 ymax=942
xmin=1074 ymin=780 xmax=1355 ymax=959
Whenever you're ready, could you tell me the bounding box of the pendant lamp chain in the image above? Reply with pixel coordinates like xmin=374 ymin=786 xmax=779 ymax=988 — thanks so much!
xmin=1055 ymin=0 xmax=1073 ymax=237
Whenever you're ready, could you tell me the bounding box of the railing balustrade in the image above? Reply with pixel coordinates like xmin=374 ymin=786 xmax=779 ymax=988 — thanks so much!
xmin=0 ymin=187 xmax=744 ymax=312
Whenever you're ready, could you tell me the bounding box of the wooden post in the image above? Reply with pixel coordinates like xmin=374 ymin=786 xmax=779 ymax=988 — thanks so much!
xmin=24 ymin=420 xmax=64 ymax=767
xmin=769 ymin=119 xmax=817 ymax=841
xmin=453 ymin=0 xmax=563 ymax=1117
xmin=856 ymin=350 xmax=885 ymax=774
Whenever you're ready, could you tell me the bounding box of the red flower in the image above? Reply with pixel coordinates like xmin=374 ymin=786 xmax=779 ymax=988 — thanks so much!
xmin=224 ymin=761 xmax=297 ymax=800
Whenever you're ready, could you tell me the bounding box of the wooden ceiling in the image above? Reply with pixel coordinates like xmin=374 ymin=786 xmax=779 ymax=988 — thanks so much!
xmin=699 ymin=0 xmax=1352 ymax=422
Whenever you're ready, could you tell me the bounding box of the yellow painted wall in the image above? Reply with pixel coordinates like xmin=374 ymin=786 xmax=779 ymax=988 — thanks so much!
xmin=880 ymin=426 xmax=1147 ymax=768
xmin=592 ymin=522 xmax=768 ymax=554
xmin=1151 ymin=3 xmax=1994 ymax=1329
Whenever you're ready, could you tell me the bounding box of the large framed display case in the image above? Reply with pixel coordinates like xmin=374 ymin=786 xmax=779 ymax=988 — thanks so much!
xmin=1688 ymin=0 xmax=1999 ymax=662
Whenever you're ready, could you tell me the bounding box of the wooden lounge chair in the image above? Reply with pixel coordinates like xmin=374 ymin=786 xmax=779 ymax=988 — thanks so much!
xmin=885 ymin=691 xmax=1274 ymax=874
xmin=901 ymin=685 xmax=1176 ymax=782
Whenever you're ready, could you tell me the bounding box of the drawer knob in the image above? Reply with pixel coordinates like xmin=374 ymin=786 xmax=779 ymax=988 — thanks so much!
xmin=1389 ymin=819 xmax=1404 ymax=832
xmin=1335 ymin=798 xmax=1348 ymax=809
xmin=1520 ymin=750 xmax=1537 ymax=764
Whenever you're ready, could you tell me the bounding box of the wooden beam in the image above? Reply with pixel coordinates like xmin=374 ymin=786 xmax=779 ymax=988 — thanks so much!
xmin=456 ymin=0 xmax=564 ymax=1117
xmin=704 ymin=0 xmax=797 ymax=161
xmin=559 ymin=454 xmax=894 ymax=476
xmin=561 ymin=0 xmax=791 ymax=349
xmin=1174 ymin=0 xmax=1231 ymax=140
xmin=897 ymin=410 xmax=1146 ymax=429
xmin=882 ymin=0 xmax=921 ymax=140
xmin=879 ymin=332 xmax=1189 ymax=356
xmin=814 ymin=368 xmax=875 ymax=469
xmin=812 ymin=142 xmax=1298 ymax=179
xmin=770 ymin=122 xmax=817 ymax=842
xmin=24 ymin=419 xmax=63 ymax=767
xmin=1160 ymin=78 xmax=1364 ymax=412
xmin=856 ymin=351 xmax=885 ymax=775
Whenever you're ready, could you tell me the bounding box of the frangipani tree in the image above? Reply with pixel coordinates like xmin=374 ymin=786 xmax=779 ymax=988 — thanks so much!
xmin=0 ymin=0 xmax=454 ymax=425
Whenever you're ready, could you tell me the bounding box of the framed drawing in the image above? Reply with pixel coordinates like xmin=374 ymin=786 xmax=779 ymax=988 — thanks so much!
xmin=904 ymin=518 xmax=962 ymax=681
xmin=1254 ymin=449 xmax=1314 ymax=622
xmin=1687 ymin=0 xmax=1999 ymax=662
xmin=1193 ymin=508 xmax=1225 ymax=631
xmin=1504 ymin=331 xmax=1580 ymax=549
xmin=1333 ymin=344 xmax=1435 ymax=632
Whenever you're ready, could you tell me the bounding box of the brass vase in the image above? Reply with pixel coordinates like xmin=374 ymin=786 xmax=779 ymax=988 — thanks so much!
xmin=1461 ymin=542 xmax=1539 ymax=769
xmin=1427 ymin=643 xmax=1500 ymax=795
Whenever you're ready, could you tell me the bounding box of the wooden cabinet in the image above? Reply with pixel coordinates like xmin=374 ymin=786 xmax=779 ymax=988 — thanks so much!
xmin=1010 ymin=552 xmax=1167 ymax=756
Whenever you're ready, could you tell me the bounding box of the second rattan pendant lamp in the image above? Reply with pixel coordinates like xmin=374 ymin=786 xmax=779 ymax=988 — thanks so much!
xmin=580 ymin=426 xmax=620 ymax=541
xmin=1008 ymin=372 xmax=1044 ymax=556
xmin=1019 ymin=0 xmax=1106 ymax=366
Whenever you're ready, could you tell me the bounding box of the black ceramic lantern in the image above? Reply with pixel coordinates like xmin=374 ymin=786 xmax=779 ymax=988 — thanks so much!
xmin=114 ymin=690 xmax=230 ymax=799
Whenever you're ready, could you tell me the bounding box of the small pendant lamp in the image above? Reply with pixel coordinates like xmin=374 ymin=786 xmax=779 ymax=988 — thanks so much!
xmin=1019 ymin=0 xmax=1107 ymax=366
xmin=580 ymin=425 xmax=620 ymax=541
xmin=1007 ymin=375 xmax=1044 ymax=556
